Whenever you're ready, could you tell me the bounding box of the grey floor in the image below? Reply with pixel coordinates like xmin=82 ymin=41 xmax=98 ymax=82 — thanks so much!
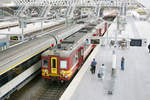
xmin=70 ymin=46 xmax=150 ymax=100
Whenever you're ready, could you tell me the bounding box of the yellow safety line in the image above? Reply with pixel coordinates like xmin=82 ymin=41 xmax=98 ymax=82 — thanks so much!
xmin=0 ymin=45 xmax=50 ymax=75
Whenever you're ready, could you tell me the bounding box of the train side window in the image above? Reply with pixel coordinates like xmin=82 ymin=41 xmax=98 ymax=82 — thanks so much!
xmin=60 ymin=60 xmax=67 ymax=69
xmin=73 ymin=56 xmax=76 ymax=65
xmin=75 ymin=53 xmax=78 ymax=61
xmin=43 ymin=59 xmax=48 ymax=68
xmin=81 ymin=49 xmax=84 ymax=55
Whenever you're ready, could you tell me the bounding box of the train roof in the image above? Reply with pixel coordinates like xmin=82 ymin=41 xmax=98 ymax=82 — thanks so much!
xmin=42 ymin=26 xmax=94 ymax=57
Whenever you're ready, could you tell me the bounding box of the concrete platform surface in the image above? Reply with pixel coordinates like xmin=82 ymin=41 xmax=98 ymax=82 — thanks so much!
xmin=61 ymin=45 xmax=150 ymax=100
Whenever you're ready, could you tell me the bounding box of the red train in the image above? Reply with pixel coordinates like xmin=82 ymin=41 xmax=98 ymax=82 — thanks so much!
xmin=92 ymin=21 xmax=107 ymax=37
xmin=41 ymin=21 xmax=107 ymax=81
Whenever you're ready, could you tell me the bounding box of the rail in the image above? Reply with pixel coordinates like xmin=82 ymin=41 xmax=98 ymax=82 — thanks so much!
xmin=32 ymin=82 xmax=70 ymax=100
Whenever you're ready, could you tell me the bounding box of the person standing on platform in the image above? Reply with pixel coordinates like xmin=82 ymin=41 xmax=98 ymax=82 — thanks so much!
xmin=90 ymin=58 xmax=97 ymax=74
xmin=98 ymin=64 xmax=105 ymax=80
xmin=148 ymin=44 xmax=150 ymax=53
xmin=121 ymin=56 xmax=125 ymax=71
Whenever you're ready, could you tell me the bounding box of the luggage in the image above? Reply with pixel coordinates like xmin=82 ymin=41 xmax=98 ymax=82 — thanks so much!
xmin=97 ymin=73 xmax=102 ymax=78
xmin=108 ymin=90 xmax=113 ymax=95
xmin=105 ymin=79 xmax=115 ymax=95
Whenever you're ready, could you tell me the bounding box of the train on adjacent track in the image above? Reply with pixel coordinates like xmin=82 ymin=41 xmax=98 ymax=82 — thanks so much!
xmin=41 ymin=19 xmax=107 ymax=81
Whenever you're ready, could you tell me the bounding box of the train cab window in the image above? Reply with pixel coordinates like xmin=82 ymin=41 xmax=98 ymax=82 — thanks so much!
xmin=60 ymin=60 xmax=67 ymax=69
xmin=43 ymin=59 xmax=48 ymax=68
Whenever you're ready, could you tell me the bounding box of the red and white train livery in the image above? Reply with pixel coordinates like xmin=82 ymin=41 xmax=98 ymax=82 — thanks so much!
xmin=41 ymin=21 xmax=107 ymax=81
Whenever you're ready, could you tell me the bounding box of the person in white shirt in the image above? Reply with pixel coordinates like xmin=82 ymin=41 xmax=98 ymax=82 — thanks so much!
xmin=98 ymin=64 xmax=105 ymax=80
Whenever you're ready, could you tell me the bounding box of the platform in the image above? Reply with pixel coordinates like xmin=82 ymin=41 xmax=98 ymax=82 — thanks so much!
xmin=61 ymin=45 xmax=150 ymax=100
xmin=0 ymin=21 xmax=18 ymax=29
xmin=0 ymin=18 xmax=64 ymax=36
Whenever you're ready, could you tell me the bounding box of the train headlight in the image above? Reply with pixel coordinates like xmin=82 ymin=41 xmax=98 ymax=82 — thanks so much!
xmin=42 ymin=69 xmax=48 ymax=76
xmin=65 ymin=74 xmax=68 ymax=79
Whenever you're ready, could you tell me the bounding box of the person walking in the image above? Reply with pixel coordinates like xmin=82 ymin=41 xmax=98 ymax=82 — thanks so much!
xmin=148 ymin=44 xmax=150 ymax=53
xmin=90 ymin=58 xmax=97 ymax=74
xmin=100 ymin=64 xmax=105 ymax=79
xmin=121 ymin=56 xmax=125 ymax=71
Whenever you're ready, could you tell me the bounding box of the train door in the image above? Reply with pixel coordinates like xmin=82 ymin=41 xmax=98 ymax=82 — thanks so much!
xmin=50 ymin=57 xmax=58 ymax=74
xmin=78 ymin=48 xmax=84 ymax=66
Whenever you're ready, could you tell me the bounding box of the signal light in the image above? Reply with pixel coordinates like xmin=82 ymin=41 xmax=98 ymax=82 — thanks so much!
xmin=92 ymin=34 xmax=97 ymax=36
xmin=51 ymin=44 xmax=54 ymax=47
xmin=60 ymin=39 xmax=62 ymax=43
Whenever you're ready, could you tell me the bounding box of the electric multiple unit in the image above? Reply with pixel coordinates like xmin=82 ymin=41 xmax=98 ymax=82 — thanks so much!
xmin=41 ymin=21 xmax=107 ymax=81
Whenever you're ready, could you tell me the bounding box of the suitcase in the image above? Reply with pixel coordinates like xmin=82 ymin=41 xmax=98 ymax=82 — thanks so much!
xmin=98 ymin=73 xmax=102 ymax=78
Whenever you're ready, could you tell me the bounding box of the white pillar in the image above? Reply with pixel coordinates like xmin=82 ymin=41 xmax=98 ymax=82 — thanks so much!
xmin=21 ymin=28 xmax=24 ymax=41
xmin=112 ymin=52 xmax=116 ymax=69
xmin=41 ymin=21 xmax=43 ymax=34
xmin=6 ymin=35 xmax=10 ymax=48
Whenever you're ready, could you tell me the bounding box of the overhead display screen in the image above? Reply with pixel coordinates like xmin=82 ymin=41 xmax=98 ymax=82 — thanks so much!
xmin=130 ymin=39 xmax=142 ymax=46
xmin=91 ymin=39 xmax=100 ymax=44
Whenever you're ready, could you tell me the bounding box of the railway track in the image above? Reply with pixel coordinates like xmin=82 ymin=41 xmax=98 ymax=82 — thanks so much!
xmin=33 ymin=81 xmax=70 ymax=100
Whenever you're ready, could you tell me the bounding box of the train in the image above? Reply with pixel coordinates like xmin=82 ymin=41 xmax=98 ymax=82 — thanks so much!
xmin=94 ymin=21 xmax=107 ymax=37
xmin=0 ymin=54 xmax=41 ymax=100
xmin=41 ymin=20 xmax=107 ymax=81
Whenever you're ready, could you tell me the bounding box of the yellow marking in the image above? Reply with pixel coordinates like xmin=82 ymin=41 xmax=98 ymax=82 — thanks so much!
xmin=45 ymin=70 xmax=73 ymax=77
xmin=0 ymin=45 xmax=51 ymax=75
xmin=49 ymin=74 xmax=59 ymax=77
xmin=60 ymin=70 xmax=72 ymax=77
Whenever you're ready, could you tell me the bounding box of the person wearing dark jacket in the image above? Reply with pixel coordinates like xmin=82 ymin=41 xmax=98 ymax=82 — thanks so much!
xmin=148 ymin=44 xmax=150 ymax=53
xmin=121 ymin=56 xmax=125 ymax=71
xmin=90 ymin=58 xmax=97 ymax=74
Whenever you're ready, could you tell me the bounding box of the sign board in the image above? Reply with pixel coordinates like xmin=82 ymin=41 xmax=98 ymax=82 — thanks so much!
xmin=130 ymin=39 xmax=142 ymax=46
xmin=91 ymin=39 xmax=100 ymax=44
xmin=87 ymin=35 xmax=147 ymax=47
xmin=130 ymin=38 xmax=147 ymax=47
xmin=86 ymin=36 xmax=102 ymax=45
